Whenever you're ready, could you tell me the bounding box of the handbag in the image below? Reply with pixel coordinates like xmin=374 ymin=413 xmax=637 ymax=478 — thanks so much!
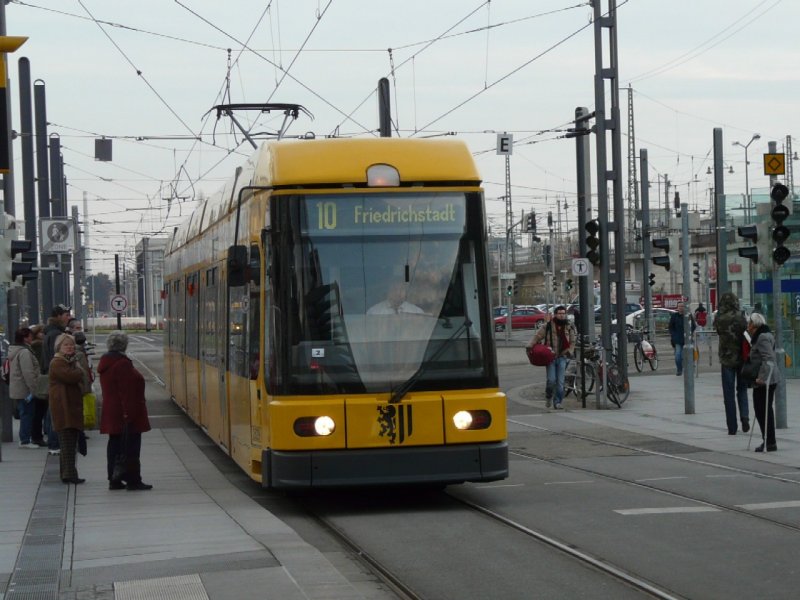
xmin=111 ymin=423 xmax=129 ymax=482
xmin=83 ymin=393 xmax=97 ymax=429
xmin=526 ymin=343 xmax=556 ymax=367
xmin=740 ymin=357 xmax=761 ymax=385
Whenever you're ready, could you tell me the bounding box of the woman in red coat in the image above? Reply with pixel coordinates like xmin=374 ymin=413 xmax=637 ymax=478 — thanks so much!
xmin=49 ymin=333 xmax=85 ymax=484
xmin=98 ymin=331 xmax=152 ymax=491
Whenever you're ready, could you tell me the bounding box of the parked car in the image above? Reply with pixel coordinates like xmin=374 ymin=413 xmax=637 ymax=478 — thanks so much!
xmin=595 ymin=302 xmax=642 ymax=322
xmin=494 ymin=307 xmax=547 ymax=332
xmin=623 ymin=308 xmax=677 ymax=333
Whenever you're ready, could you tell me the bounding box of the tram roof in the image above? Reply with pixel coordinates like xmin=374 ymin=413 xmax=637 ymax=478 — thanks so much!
xmin=253 ymin=137 xmax=481 ymax=187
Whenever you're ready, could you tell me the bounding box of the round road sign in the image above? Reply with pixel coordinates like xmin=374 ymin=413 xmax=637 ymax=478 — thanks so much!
xmin=110 ymin=294 xmax=128 ymax=313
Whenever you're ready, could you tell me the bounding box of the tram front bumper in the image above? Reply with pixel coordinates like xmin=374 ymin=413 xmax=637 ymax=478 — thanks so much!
xmin=262 ymin=441 xmax=508 ymax=488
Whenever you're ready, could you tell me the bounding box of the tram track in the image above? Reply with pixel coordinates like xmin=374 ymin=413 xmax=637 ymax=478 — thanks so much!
xmin=298 ymin=486 xmax=683 ymax=600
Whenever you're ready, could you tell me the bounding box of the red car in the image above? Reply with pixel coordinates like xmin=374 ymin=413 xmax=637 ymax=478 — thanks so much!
xmin=494 ymin=307 xmax=546 ymax=332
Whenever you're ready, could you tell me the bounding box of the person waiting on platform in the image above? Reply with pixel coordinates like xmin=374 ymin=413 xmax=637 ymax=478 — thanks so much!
xmin=98 ymin=331 xmax=153 ymax=491
xmin=7 ymin=327 xmax=44 ymax=448
xmin=48 ymin=334 xmax=86 ymax=484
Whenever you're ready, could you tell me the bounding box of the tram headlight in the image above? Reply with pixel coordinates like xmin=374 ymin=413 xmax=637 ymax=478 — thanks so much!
xmin=294 ymin=416 xmax=336 ymax=437
xmin=453 ymin=411 xmax=473 ymax=430
xmin=452 ymin=410 xmax=492 ymax=431
xmin=314 ymin=416 xmax=335 ymax=436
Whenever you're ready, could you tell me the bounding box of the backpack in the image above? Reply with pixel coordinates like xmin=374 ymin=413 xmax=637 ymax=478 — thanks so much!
xmin=695 ymin=310 xmax=707 ymax=327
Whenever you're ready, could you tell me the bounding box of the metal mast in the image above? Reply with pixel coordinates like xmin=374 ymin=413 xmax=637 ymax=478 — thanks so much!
xmin=626 ymin=85 xmax=639 ymax=243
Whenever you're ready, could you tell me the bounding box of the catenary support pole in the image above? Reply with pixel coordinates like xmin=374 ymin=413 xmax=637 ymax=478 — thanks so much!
xmin=681 ymin=203 xmax=695 ymax=414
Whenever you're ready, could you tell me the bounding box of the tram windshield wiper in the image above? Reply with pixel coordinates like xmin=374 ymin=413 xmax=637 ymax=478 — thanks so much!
xmin=388 ymin=318 xmax=472 ymax=404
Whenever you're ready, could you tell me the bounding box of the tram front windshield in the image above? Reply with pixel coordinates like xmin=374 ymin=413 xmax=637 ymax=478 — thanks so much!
xmin=275 ymin=192 xmax=490 ymax=395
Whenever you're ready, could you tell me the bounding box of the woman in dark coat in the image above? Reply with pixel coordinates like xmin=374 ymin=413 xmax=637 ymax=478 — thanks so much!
xmin=48 ymin=333 xmax=85 ymax=484
xmin=98 ymin=331 xmax=152 ymax=491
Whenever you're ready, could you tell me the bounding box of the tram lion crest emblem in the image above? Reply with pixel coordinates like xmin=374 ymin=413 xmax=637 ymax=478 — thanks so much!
xmin=377 ymin=404 xmax=413 ymax=444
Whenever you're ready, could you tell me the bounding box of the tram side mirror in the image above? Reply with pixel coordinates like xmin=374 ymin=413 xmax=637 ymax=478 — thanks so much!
xmin=227 ymin=245 xmax=248 ymax=287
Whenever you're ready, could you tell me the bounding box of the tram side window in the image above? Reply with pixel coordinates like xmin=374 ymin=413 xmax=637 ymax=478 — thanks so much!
xmin=202 ymin=267 xmax=218 ymax=365
xmin=227 ymin=245 xmax=262 ymax=380
xmin=185 ymin=273 xmax=199 ymax=360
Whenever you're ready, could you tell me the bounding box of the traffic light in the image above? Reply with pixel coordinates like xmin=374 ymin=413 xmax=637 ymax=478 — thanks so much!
xmin=771 ymin=182 xmax=791 ymax=265
xmin=552 ymin=278 xmax=558 ymax=292
xmin=585 ymin=219 xmax=601 ymax=266
xmin=506 ymin=284 xmax=513 ymax=297
xmin=525 ymin=212 xmax=536 ymax=233
xmin=737 ymin=223 xmax=770 ymax=267
xmin=512 ymin=279 xmax=519 ymax=296
xmin=648 ymin=273 xmax=656 ymax=287
xmin=652 ymin=238 xmax=671 ymax=271
xmin=565 ymin=278 xmax=573 ymax=291
xmin=652 ymin=236 xmax=680 ymax=272
xmin=0 ymin=213 xmax=36 ymax=284
xmin=692 ymin=262 xmax=700 ymax=283
xmin=1 ymin=238 xmax=35 ymax=284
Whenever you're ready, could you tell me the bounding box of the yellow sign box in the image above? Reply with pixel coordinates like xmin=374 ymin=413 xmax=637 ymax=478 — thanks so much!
xmin=763 ymin=153 xmax=786 ymax=176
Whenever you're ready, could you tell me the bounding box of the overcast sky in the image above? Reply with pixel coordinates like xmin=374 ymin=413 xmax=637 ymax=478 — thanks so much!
xmin=5 ymin=0 xmax=798 ymax=273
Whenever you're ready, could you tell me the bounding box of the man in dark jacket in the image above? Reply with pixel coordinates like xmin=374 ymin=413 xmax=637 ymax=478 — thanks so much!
xmin=668 ymin=301 xmax=695 ymax=376
xmin=714 ymin=292 xmax=750 ymax=435
xmin=42 ymin=305 xmax=71 ymax=374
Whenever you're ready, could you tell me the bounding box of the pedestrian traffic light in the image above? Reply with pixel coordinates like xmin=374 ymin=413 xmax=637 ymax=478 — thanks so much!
xmin=525 ymin=212 xmax=536 ymax=233
xmin=692 ymin=262 xmax=700 ymax=283
xmin=565 ymin=278 xmax=573 ymax=291
xmin=552 ymin=278 xmax=558 ymax=292
xmin=513 ymin=279 xmax=519 ymax=296
xmin=648 ymin=273 xmax=656 ymax=287
xmin=585 ymin=219 xmax=601 ymax=266
xmin=771 ymin=182 xmax=791 ymax=266
xmin=506 ymin=284 xmax=513 ymax=297
xmin=737 ymin=222 xmax=770 ymax=267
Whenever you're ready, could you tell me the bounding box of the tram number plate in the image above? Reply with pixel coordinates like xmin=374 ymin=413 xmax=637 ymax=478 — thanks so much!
xmin=311 ymin=348 xmax=325 ymax=358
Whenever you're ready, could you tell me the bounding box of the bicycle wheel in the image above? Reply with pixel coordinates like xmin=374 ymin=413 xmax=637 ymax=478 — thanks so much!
xmin=607 ymin=364 xmax=630 ymax=406
xmin=633 ymin=344 xmax=645 ymax=372
xmin=648 ymin=347 xmax=659 ymax=371
xmin=563 ymin=364 xmax=576 ymax=397
xmin=580 ymin=362 xmax=596 ymax=394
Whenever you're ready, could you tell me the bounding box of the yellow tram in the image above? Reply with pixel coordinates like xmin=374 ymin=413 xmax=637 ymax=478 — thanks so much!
xmin=163 ymin=137 xmax=508 ymax=487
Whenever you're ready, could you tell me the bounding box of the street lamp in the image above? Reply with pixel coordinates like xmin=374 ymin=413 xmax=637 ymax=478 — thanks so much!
xmin=732 ymin=133 xmax=761 ymax=224
xmin=733 ymin=133 xmax=761 ymax=305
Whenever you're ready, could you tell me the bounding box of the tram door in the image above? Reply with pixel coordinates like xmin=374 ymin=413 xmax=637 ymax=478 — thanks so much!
xmin=200 ymin=265 xmax=226 ymax=447
xmin=216 ymin=271 xmax=230 ymax=450
xmin=226 ymin=244 xmax=259 ymax=466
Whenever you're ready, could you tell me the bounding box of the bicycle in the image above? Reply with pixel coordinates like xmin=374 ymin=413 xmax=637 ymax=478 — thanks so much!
xmin=630 ymin=328 xmax=659 ymax=372
xmin=565 ymin=337 xmax=629 ymax=407
xmin=563 ymin=342 xmax=597 ymax=398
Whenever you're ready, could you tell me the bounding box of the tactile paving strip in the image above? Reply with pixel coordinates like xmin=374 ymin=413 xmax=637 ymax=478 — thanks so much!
xmin=114 ymin=574 xmax=210 ymax=600
xmin=5 ymin=457 xmax=67 ymax=600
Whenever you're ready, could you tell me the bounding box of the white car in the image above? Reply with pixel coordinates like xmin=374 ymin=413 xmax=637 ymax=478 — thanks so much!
xmin=619 ymin=308 xmax=677 ymax=333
